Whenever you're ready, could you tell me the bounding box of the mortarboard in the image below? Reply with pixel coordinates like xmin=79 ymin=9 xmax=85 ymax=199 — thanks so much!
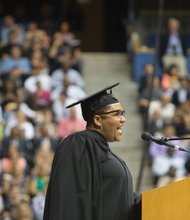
xmin=66 ymin=82 xmax=120 ymax=121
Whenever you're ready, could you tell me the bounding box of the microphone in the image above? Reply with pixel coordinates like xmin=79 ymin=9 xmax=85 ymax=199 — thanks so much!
xmin=141 ymin=132 xmax=163 ymax=145
xmin=141 ymin=131 xmax=190 ymax=153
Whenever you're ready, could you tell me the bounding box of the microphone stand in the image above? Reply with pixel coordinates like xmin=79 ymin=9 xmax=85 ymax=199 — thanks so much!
xmin=157 ymin=138 xmax=190 ymax=153
xmin=158 ymin=137 xmax=190 ymax=154
xmin=161 ymin=136 xmax=190 ymax=141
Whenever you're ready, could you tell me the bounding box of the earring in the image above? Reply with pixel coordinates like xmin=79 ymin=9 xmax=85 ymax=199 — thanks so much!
xmin=97 ymin=125 xmax=102 ymax=131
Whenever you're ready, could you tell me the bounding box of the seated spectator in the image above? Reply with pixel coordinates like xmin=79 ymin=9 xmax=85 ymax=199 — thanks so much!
xmin=1 ymin=79 xmax=18 ymax=105
xmin=149 ymin=123 xmax=186 ymax=163
xmin=0 ymin=126 xmax=35 ymax=168
xmin=0 ymin=44 xmax=31 ymax=75
xmin=51 ymin=47 xmax=84 ymax=89
xmin=0 ymin=142 xmax=27 ymax=177
xmin=0 ymin=15 xmax=16 ymax=46
xmin=52 ymin=90 xmax=82 ymax=121
xmin=8 ymin=67 xmax=24 ymax=87
xmin=33 ymin=142 xmax=54 ymax=169
xmin=6 ymin=24 xmax=25 ymax=46
xmin=138 ymin=63 xmax=156 ymax=95
xmin=151 ymin=147 xmax=186 ymax=186
xmin=146 ymin=109 xmax=164 ymax=136
xmin=138 ymin=76 xmax=163 ymax=126
xmin=31 ymin=190 xmax=46 ymax=220
xmin=24 ymin=21 xmax=39 ymax=49
xmin=185 ymin=157 xmax=190 ymax=177
xmin=59 ymin=21 xmax=80 ymax=47
xmin=2 ymin=184 xmax=30 ymax=219
xmin=58 ymin=20 xmax=82 ymax=73
xmin=36 ymin=108 xmax=57 ymax=139
xmin=2 ymin=156 xmax=29 ymax=198
xmin=148 ymin=92 xmax=176 ymax=123
xmin=51 ymin=74 xmax=86 ymax=101
xmin=16 ymin=87 xmax=43 ymax=123
xmin=32 ymin=81 xmax=52 ymax=109
xmin=34 ymin=109 xmax=58 ymax=152
xmin=161 ymin=63 xmax=181 ymax=94
xmin=156 ymin=166 xmax=183 ymax=187
xmin=24 ymin=52 xmax=52 ymax=94
xmin=56 ymin=106 xmax=86 ymax=139
xmin=172 ymin=76 xmax=190 ymax=107
xmin=48 ymin=31 xmax=65 ymax=71
xmin=159 ymin=17 xmax=188 ymax=76
xmin=25 ymin=29 xmax=50 ymax=59
xmin=27 ymin=162 xmax=50 ymax=197
xmin=173 ymin=101 xmax=190 ymax=135
xmin=17 ymin=202 xmax=34 ymax=220
xmin=172 ymin=109 xmax=187 ymax=136
xmin=4 ymin=109 xmax=35 ymax=140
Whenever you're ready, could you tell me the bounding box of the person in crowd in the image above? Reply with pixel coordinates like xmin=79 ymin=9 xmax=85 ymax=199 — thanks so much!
xmin=138 ymin=63 xmax=156 ymax=95
xmin=172 ymin=76 xmax=190 ymax=107
xmin=27 ymin=162 xmax=50 ymax=198
xmin=32 ymin=81 xmax=52 ymax=109
xmin=24 ymin=52 xmax=52 ymax=95
xmin=51 ymin=74 xmax=86 ymax=101
xmin=16 ymin=87 xmax=43 ymax=123
xmin=0 ymin=15 xmax=16 ymax=46
xmin=2 ymin=184 xmax=30 ymax=219
xmin=34 ymin=124 xmax=58 ymax=154
xmin=0 ymin=141 xmax=27 ymax=174
xmin=172 ymin=109 xmax=185 ymax=136
xmin=138 ymin=76 xmax=163 ymax=128
xmin=31 ymin=189 xmax=46 ymax=220
xmin=48 ymin=20 xmax=82 ymax=73
xmin=172 ymin=101 xmax=190 ymax=136
xmin=16 ymin=202 xmax=34 ymax=220
xmin=52 ymin=89 xmax=83 ymax=121
xmin=48 ymin=31 xmax=65 ymax=71
xmin=0 ymin=125 xmax=34 ymax=168
xmin=56 ymin=106 xmax=86 ymax=139
xmin=159 ymin=17 xmax=188 ymax=76
xmin=36 ymin=108 xmax=57 ymax=139
xmin=185 ymin=157 xmax=190 ymax=177
xmin=43 ymin=83 xmax=141 ymax=220
xmin=1 ymin=79 xmax=18 ymax=105
xmin=148 ymin=92 xmax=176 ymax=124
xmin=146 ymin=109 xmax=164 ymax=136
xmin=149 ymin=123 xmax=186 ymax=163
xmin=0 ymin=44 xmax=31 ymax=76
xmin=156 ymin=166 xmax=183 ymax=187
xmin=4 ymin=109 xmax=35 ymax=141
xmin=151 ymin=147 xmax=186 ymax=186
xmin=24 ymin=21 xmax=39 ymax=48
xmin=51 ymin=46 xmax=84 ymax=89
xmin=161 ymin=63 xmax=181 ymax=95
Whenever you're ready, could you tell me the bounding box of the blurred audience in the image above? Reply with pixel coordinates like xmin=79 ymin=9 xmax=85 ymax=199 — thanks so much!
xmin=0 ymin=12 xmax=85 ymax=218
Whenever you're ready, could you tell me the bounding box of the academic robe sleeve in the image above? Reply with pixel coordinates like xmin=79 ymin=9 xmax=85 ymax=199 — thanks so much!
xmin=43 ymin=132 xmax=102 ymax=220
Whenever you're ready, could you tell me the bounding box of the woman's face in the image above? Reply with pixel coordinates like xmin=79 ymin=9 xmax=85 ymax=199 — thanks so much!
xmin=98 ymin=103 xmax=126 ymax=142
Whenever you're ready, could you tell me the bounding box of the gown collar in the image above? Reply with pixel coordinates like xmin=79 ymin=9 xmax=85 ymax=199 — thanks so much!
xmin=86 ymin=129 xmax=110 ymax=151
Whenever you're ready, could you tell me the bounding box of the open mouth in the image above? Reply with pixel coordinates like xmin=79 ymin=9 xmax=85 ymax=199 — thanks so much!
xmin=117 ymin=126 xmax=123 ymax=134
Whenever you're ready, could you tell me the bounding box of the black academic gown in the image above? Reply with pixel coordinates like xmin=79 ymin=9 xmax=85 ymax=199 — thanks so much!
xmin=43 ymin=130 xmax=137 ymax=220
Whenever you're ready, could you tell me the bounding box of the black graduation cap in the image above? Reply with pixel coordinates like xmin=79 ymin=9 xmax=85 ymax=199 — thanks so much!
xmin=66 ymin=82 xmax=120 ymax=121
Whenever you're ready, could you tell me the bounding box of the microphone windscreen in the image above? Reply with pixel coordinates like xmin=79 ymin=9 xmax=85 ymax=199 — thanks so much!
xmin=141 ymin=132 xmax=152 ymax=141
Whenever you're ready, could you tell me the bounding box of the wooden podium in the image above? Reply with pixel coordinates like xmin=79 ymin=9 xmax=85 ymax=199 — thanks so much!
xmin=142 ymin=177 xmax=190 ymax=220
